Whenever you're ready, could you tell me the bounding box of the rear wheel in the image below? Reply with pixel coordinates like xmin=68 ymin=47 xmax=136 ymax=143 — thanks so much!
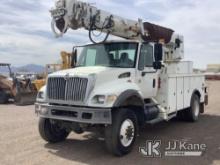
xmin=105 ymin=108 xmax=138 ymax=156
xmin=178 ymin=94 xmax=200 ymax=122
xmin=38 ymin=118 xmax=69 ymax=143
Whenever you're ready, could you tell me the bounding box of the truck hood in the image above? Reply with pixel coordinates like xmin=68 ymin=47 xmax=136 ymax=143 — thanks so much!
xmin=48 ymin=66 xmax=136 ymax=96
xmin=49 ymin=66 xmax=133 ymax=78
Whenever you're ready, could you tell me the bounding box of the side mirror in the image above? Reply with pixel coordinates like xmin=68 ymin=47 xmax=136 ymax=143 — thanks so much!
xmin=154 ymin=43 xmax=163 ymax=61
xmin=175 ymin=38 xmax=181 ymax=48
xmin=71 ymin=48 xmax=77 ymax=68
xmin=153 ymin=61 xmax=162 ymax=70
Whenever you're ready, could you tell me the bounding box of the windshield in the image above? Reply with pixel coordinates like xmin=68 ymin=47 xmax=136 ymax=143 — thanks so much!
xmin=77 ymin=42 xmax=138 ymax=68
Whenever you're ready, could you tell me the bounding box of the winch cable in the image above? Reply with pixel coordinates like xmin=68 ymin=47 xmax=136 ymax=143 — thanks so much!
xmin=89 ymin=14 xmax=114 ymax=43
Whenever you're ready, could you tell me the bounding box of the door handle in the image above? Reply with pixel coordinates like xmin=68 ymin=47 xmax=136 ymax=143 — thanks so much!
xmin=153 ymin=79 xmax=156 ymax=88
xmin=142 ymin=72 xmax=147 ymax=77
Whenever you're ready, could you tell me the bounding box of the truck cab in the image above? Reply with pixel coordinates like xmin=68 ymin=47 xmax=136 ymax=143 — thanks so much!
xmin=35 ymin=40 xmax=208 ymax=156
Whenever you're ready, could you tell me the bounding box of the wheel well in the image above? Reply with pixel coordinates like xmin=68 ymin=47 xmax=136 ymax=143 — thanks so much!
xmin=118 ymin=96 xmax=145 ymax=128
xmin=120 ymin=95 xmax=144 ymax=107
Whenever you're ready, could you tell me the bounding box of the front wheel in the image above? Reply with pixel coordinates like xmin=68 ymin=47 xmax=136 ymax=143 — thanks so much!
xmin=105 ymin=108 xmax=138 ymax=156
xmin=38 ymin=118 xmax=69 ymax=143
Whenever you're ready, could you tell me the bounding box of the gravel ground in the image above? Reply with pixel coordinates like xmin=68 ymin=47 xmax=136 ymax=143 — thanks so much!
xmin=0 ymin=81 xmax=220 ymax=165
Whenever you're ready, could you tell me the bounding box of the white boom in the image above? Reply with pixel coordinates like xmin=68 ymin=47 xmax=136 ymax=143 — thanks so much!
xmin=50 ymin=0 xmax=146 ymax=41
xmin=50 ymin=0 xmax=184 ymax=60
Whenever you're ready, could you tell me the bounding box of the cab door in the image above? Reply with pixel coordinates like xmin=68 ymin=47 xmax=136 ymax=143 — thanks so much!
xmin=137 ymin=43 xmax=158 ymax=98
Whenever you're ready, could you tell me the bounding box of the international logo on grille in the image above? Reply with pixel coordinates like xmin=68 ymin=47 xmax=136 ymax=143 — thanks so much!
xmin=64 ymin=73 xmax=70 ymax=81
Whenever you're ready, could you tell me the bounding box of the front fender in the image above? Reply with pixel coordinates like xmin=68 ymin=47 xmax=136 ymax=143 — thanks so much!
xmin=87 ymin=79 xmax=143 ymax=108
xmin=113 ymin=89 xmax=144 ymax=107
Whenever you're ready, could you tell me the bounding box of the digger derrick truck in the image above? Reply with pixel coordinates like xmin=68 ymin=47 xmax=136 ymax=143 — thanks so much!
xmin=35 ymin=0 xmax=208 ymax=156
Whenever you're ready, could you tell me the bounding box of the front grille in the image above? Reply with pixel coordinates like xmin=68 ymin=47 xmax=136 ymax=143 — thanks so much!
xmin=47 ymin=77 xmax=88 ymax=102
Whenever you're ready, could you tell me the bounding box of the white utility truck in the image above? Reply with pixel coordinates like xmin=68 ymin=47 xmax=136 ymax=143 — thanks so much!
xmin=35 ymin=0 xmax=208 ymax=156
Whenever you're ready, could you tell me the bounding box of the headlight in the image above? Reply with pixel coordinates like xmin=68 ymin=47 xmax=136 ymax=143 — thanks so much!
xmin=92 ymin=95 xmax=117 ymax=105
xmin=92 ymin=95 xmax=106 ymax=104
xmin=37 ymin=91 xmax=45 ymax=99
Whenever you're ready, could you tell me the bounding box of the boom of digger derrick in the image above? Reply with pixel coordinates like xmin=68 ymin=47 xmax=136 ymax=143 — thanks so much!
xmin=50 ymin=0 xmax=174 ymax=44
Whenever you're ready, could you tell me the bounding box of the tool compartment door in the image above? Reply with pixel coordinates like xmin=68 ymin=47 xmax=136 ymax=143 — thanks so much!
xmin=177 ymin=77 xmax=184 ymax=110
xmin=184 ymin=77 xmax=191 ymax=108
xmin=167 ymin=77 xmax=177 ymax=113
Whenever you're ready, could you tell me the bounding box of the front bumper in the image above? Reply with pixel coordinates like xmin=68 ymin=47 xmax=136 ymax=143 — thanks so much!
xmin=35 ymin=103 xmax=112 ymax=124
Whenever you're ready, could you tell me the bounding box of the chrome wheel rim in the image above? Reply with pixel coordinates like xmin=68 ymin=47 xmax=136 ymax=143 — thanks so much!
xmin=119 ymin=119 xmax=135 ymax=147
xmin=194 ymin=99 xmax=200 ymax=117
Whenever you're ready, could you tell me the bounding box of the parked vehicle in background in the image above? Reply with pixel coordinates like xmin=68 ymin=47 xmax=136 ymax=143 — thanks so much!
xmin=0 ymin=63 xmax=37 ymax=105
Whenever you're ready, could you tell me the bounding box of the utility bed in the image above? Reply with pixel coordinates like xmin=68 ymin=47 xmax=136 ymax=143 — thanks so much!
xmin=157 ymin=74 xmax=205 ymax=114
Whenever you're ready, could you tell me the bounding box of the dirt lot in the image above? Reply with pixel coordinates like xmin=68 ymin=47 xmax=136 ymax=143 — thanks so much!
xmin=0 ymin=81 xmax=220 ymax=165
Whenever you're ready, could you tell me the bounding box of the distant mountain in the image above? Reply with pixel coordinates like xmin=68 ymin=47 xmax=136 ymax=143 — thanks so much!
xmin=12 ymin=64 xmax=45 ymax=74
xmin=0 ymin=64 xmax=44 ymax=74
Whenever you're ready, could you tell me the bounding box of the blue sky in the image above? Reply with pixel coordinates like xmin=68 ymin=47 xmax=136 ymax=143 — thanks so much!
xmin=0 ymin=0 xmax=220 ymax=69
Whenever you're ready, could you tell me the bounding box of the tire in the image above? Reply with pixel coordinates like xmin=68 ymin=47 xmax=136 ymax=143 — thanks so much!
xmin=0 ymin=91 xmax=8 ymax=104
xmin=105 ymin=108 xmax=138 ymax=156
xmin=38 ymin=118 xmax=69 ymax=143
xmin=178 ymin=94 xmax=200 ymax=122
